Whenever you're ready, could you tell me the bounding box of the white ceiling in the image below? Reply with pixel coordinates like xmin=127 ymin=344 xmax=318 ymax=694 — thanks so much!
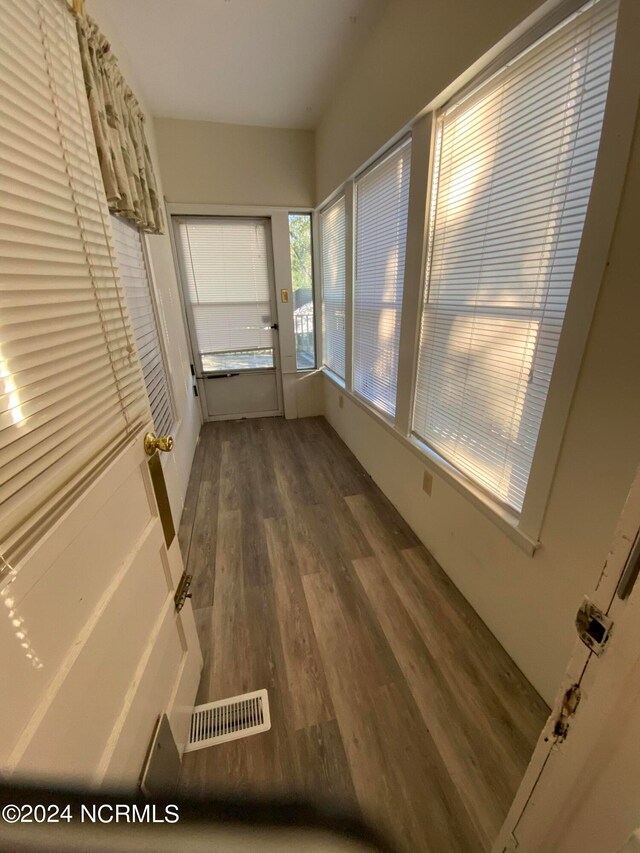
xmin=88 ymin=0 xmax=388 ymax=130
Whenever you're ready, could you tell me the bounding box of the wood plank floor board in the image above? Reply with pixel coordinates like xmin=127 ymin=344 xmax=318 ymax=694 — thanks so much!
xmin=264 ymin=516 xmax=335 ymax=731
xmin=346 ymin=494 xmax=537 ymax=790
xmin=400 ymin=546 xmax=549 ymax=753
xmin=303 ymin=569 xmax=481 ymax=853
xmin=352 ymin=553 xmax=512 ymax=848
xmin=178 ymin=416 xmax=548 ymax=853
xmin=292 ymin=720 xmax=359 ymax=811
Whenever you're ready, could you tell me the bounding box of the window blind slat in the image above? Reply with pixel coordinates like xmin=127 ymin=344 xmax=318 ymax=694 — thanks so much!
xmin=412 ymin=0 xmax=618 ymax=512
xmin=353 ymin=139 xmax=411 ymax=417
xmin=320 ymin=197 xmax=346 ymax=378
xmin=0 ymin=0 xmax=148 ymax=563
xmin=110 ymin=215 xmax=174 ymax=436
xmin=175 ymin=217 xmax=276 ymax=373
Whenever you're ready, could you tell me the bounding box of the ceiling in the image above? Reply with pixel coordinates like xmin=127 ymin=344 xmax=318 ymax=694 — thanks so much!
xmin=88 ymin=0 xmax=388 ymax=130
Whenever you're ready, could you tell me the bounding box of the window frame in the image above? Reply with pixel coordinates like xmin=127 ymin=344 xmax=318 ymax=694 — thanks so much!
xmin=352 ymin=134 xmax=412 ymax=421
xmin=318 ymin=0 xmax=638 ymax=552
xmin=318 ymin=192 xmax=348 ymax=384
xmin=288 ymin=211 xmax=318 ymax=371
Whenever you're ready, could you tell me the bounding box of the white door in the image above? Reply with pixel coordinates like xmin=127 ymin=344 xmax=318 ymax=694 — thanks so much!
xmin=0 ymin=439 xmax=202 ymax=789
xmin=492 ymin=464 xmax=640 ymax=853
xmin=0 ymin=0 xmax=200 ymax=790
xmin=173 ymin=216 xmax=283 ymax=420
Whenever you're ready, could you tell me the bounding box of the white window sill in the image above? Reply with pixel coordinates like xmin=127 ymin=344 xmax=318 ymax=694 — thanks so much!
xmin=322 ymin=368 xmax=539 ymax=556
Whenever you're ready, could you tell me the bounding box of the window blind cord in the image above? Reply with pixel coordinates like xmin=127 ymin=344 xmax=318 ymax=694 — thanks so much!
xmin=184 ymin=223 xmax=202 ymax=306
xmin=54 ymin=0 xmax=140 ymax=433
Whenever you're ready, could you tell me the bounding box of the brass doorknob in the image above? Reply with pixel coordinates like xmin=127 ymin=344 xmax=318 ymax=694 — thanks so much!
xmin=144 ymin=432 xmax=174 ymax=455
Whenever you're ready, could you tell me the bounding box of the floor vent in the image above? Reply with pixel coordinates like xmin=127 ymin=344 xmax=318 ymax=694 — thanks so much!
xmin=185 ymin=689 xmax=271 ymax=752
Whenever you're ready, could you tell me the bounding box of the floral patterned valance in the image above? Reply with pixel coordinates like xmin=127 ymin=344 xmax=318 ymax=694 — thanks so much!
xmin=76 ymin=15 xmax=163 ymax=233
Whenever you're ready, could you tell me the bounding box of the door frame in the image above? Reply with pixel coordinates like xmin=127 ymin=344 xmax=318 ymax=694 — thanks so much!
xmin=492 ymin=461 xmax=640 ymax=852
xmin=167 ymin=203 xmax=316 ymax=421
xmin=171 ymin=213 xmax=284 ymax=421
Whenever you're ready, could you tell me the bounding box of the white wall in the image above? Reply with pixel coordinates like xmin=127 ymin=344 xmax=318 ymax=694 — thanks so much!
xmin=315 ymin=0 xmax=545 ymax=201
xmin=321 ymin=104 xmax=640 ymax=704
xmin=154 ymin=116 xmax=321 ymax=420
xmin=87 ymin=0 xmax=202 ymax=524
xmin=155 ymin=118 xmax=315 ymax=208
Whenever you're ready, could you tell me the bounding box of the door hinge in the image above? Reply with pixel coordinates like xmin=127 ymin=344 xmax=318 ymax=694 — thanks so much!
xmin=553 ymin=683 xmax=581 ymax=741
xmin=576 ymin=596 xmax=613 ymax=655
xmin=174 ymin=572 xmax=193 ymax=613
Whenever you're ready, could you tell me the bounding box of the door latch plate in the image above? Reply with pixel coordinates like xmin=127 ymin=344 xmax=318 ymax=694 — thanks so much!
xmin=575 ymin=596 xmax=612 ymax=655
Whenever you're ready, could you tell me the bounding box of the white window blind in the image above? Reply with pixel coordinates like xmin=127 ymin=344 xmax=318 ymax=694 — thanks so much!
xmin=0 ymin=0 xmax=148 ymax=565
xmin=320 ymin=197 xmax=346 ymax=379
xmin=412 ymin=0 xmax=618 ymax=512
xmin=175 ymin=217 xmax=275 ymax=373
xmin=111 ymin=215 xmax=174 ymax=436
xmin=354 ymin=139 xmax=411 ymax=416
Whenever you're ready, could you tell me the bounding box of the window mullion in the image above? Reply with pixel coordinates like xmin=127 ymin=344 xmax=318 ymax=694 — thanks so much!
xmin=395 ymin=114 xmax=433 ymax=435
xmin=344 ymin=180 xmax=355 ymax=392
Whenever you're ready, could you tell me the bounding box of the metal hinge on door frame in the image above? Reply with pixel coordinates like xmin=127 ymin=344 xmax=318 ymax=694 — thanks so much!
xmin=553 ymin=682 xmax=581 ymax=742
xmin=174 ymin=572 xmax=193 ymax=613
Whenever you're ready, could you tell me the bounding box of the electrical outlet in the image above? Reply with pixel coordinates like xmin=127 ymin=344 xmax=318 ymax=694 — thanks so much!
xmin=338 ymin=395 xmax=344 ymax=409
xmin=422 ymin=470 xmax=433 ymax=496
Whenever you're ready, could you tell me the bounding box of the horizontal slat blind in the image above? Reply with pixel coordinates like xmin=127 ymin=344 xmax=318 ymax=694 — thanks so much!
xmin=175 ymin=217 xmax=274 ymax=371
xmin=0 ymin=0 xmax=148 ymax=564
xmin=111 ymin=215 xmax=174 ymax=436
xmin=354 ymin=139 xmax=411 ymax=416
xmin=412 ymin=0 xmax=618 ymax=512
xmin=320 ymin=197 xmax=346 ymax=378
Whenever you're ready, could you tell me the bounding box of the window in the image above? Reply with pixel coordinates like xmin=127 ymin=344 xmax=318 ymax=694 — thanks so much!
xmin=412 ymin=0 xmax=618 ymax=512
xmin=174 ymin=217 xmax=275 ymax=373
xmin=288 ymin=213 xmax=316 ymax=370
xmin=320 ymin=197 xmax=346 ymax=379
xmin=0 ymin=0 xmax=147 ymax=563
xmin=111 ymin=215 xmax=174 ymax=436
xmin=354 ymin=139 xmax=411 ymax=416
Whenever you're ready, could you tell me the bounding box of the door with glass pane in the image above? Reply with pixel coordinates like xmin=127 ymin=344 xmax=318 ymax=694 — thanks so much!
xmin=174 ymin=216 xmax=283 ymax=420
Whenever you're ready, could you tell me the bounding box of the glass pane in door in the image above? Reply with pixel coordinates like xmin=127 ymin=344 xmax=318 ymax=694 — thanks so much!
xmin=175 ymin=217 xmax=275 ymax=372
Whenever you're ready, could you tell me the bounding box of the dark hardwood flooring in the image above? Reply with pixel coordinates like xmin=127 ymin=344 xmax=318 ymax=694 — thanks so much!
xmin=178 ymin=416 xmax=548 ymax=852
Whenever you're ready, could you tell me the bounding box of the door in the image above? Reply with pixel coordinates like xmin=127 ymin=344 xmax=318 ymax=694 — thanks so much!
xmin=0 ymin=0 xmax=200 ymax=790
xmin=173 ymin=216 xmax=283 ymax=420
xmin=492 ymin=465 xmax=640 ymax=853
xmin=0 ymin=438 xmax=202 ymax=789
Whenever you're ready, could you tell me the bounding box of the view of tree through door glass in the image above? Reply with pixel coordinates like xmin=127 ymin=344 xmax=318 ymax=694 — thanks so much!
xmin=175 ymin=217 xmax=275 ymax=372
xmin=288 ymin=213 xmax=316 ymax=369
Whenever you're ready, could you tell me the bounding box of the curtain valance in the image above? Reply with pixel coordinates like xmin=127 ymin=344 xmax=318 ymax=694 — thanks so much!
xmin=76 ymin=15 xmax=163 ymax=233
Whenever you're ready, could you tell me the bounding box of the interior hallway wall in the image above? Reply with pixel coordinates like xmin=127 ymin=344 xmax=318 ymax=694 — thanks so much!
xmin=87 ymin=0 xmax=202 ymax=525
xmin=316 ymin=0 xmax=547 ymax=202
xmin=322 ymin=105 xmax=640 ymax=704
xmin=153 ymin=117 xmax=322 ymax=419
xmin=154 ymin=118 xmax=315 ymax=208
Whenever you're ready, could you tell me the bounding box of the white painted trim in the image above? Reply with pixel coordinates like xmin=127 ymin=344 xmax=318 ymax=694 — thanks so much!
xmin=166 ymin=202 xmax=313 ymax=217
xmin=394 ymin=115 xmax=432 ymax=435
xmin=204 ymin=408 xmax=283 ymax=422
xmin=344 ymin=181 xmax=355 ymax=393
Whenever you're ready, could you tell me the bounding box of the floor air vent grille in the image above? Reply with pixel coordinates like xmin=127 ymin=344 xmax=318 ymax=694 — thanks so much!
xmin=185 ymin=689 xmax=271 ymax=752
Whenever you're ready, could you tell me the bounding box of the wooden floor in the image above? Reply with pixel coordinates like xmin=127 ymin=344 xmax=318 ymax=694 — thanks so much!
xmin=178 ymin=416 xmax=548 ymax=853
